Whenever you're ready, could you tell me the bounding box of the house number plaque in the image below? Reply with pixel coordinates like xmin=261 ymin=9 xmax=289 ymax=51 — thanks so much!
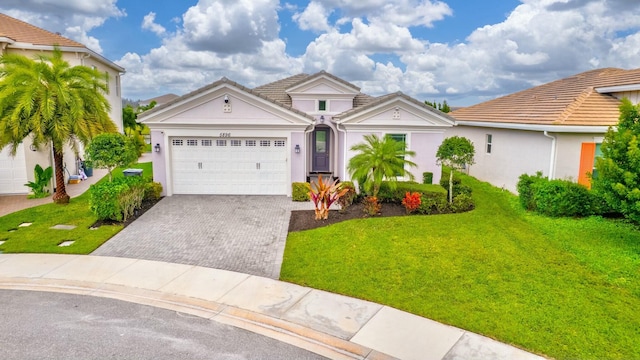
xmin=219 ymin=133 xmax=231 ymax=137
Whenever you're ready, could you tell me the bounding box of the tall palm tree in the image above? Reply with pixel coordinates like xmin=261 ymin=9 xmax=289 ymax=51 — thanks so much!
xmin=348 ymin=134 xmax=417 ymax=198
xmin=0 ymin=47 xmax=116 ymax=203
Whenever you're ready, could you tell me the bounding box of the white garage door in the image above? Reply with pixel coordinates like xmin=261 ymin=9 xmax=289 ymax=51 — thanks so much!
xmin=0 ymin=143 xmax=28 ymax=194
xmin=171 ymin=137 xmax=288 ymax=195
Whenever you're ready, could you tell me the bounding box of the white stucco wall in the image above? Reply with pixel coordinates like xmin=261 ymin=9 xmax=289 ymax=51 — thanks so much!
xmin=150 ymin=130 xmax=167 ymax=196
xmin=554 ymin=133 xmax=605 ymax=182
xmin=445 ymin=126 xmax=553 ymax=192
xmin=411 ymin=132 xmax=444 ymax=184
xmin=291 ymin=131 xmax=306 ymax=182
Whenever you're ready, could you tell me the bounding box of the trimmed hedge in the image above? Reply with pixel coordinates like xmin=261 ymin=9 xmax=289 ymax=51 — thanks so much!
xmin=90 ymin=176 xmax=147 ymax=221
xmin=376 ymin=181 xmax=454 ymax=215
xmin=517 ymin=172 xmax=607 ymax=217
xmin=423 ymin=172 xmax=433 ymax=184
xmin=292 ymin=182 xmax=310 ymax=202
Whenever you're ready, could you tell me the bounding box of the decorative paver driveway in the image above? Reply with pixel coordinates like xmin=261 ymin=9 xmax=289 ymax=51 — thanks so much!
xmin=92 ymin=195 xmax=310 ymax=279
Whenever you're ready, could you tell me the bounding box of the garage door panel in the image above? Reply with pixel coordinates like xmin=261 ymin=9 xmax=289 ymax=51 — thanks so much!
xmin=171 ymin=137 xmax=287 ymax=195
xmin=0 ymin=143 xmax=28 ymax=194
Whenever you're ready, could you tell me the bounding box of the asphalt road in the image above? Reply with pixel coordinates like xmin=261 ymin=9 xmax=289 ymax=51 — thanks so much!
xmin=0 ymin=290 xmax=328 ymax=360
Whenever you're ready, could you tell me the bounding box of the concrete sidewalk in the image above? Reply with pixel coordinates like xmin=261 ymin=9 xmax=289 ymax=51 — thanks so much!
xmin=0 ymin=254 xmax=545 ymax=360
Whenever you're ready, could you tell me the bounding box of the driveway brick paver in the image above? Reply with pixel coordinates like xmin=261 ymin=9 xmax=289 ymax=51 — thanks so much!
xmin=92 ymin=195 xmax=310 ymax=279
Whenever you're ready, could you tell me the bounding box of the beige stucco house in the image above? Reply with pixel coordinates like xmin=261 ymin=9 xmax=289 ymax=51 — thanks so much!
xmin=446 ymin=68 xmax=640 ymax=193
xmin=0 ymin=13 xmax=125 ymax=195
xmin=139 ymin=71 xmax=455 ymax=196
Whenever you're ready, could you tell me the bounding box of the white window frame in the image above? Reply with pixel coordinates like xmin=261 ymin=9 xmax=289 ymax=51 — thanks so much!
xmin=318 ymin=100 xmax=327 ymax=112
xmin=486 ymin=134 xmax=493 ymax=154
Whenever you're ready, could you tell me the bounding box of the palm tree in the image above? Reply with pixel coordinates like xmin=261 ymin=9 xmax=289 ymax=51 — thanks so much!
xmin=348 ymin=134 xmax=417 ymax=198
xmin=0 ymin=47 xmax=116 ymax=203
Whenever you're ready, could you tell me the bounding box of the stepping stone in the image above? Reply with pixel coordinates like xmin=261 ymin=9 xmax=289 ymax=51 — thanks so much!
xmin=50 ymin=224 xmax=76 ymax=230
xmin=58 ymin=241 xmax=75 ymax=247
xmin=19 ymin=223 xmax=32 ymax=227
xmin=0 ymin=241 xmax=5 ymax=245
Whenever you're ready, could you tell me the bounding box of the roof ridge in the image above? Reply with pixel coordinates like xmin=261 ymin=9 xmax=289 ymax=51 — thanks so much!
xmin=556 ymin=87 xmax=593 ymax=124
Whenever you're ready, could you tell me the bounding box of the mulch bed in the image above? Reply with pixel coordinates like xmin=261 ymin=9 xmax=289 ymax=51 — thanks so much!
xmin=288 ymin=202 xmax=407 ymax=232
xmin=90 ymin=197 xmax=163 ymax=229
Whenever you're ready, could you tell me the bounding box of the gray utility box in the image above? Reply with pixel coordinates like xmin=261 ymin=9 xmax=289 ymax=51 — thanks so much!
xmin=123 ymin=168 xmax=143 ymax=177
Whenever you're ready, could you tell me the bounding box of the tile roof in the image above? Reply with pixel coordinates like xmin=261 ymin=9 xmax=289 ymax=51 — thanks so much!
xmin=0 ymin=13 xmax=84 ymax=48
xmin=451 ymin=68 xmax=640 ymax=126
xmin=139 ymin=77 xmax=315 ymax=121
xmin=252 ymin=71 xmax=374 ymax=110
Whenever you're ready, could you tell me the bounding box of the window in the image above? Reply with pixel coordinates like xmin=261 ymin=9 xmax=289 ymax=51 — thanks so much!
xmin=274 ymin=140 xmax=286 ymax=147
xmin=216 ymin=140 xmax=227 ymax=146
xmin=202 ymin=139 xmax=212 ymax=146
xmin=386 ymin=134 xmax=407 ymax=177
xmin=245 ymin=140 xmax=256 ymax=147
xmin=486 ymin=134 xmax=493 ymax=154
xmin=172 ymin=139 xmax=183 ymax=146
xmin=230 ymin=139 xmax=242 ymax=146
xmin=318 ymin=100 xmax=327 ymax=111
xmin=260 ymin=140 xmax=271 ymax=147
xmin=592 ymin=143 xmax=603 ymax=179
xmin=187 ymin=139 xmax=198 ymax=146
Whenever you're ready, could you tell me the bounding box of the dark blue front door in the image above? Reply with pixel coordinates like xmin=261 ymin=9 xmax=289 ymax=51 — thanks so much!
xmin=312 ymin=128 xmax=330 ymax=172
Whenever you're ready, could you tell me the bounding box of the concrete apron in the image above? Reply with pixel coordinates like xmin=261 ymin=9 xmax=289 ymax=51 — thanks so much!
xmin=0 ymin=254 xmax=545 ymax=360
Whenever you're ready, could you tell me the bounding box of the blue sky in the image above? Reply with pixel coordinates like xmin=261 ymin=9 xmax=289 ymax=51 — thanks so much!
xmin=2 ymin=0 xmax=639 ymax=105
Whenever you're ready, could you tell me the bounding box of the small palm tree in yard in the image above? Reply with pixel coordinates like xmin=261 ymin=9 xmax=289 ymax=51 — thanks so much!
xmin=348 ymin=134 xmax=416 ymax=212
xmin=0 ymin=47 xmax=117 ymax=204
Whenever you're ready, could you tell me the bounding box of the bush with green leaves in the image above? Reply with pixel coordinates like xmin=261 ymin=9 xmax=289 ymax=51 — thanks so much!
xmin=24 ymin=164 xmax=53 ymax=198
xmin=85 ymin=133 xmax=138 ymax=182
xmin=377 ymin=181 xmax=446 ymax=203
xmin=90 ymin=176 xmax=147 ymax=221
xmin=422 ymin=172 xmax=433 ymax=184
xmin=436 ymin=136 xmax=475 ymax=203
xmin=439 ymin=168 xmax=472 ymax=199
xmin=337 ymin=181 xmax=357 ymax=211
xmin=144 ymin=182 xmax=163 ymax=201
xmin=451 ymin=193 xmax=475 ymax=213
xmin=517 ymin=173 xmax=601 ymax=217
xmin=292 ymin=182 xmax=310 ymax=201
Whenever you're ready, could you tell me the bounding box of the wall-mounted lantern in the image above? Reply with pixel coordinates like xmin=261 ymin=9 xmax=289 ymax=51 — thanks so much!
xmin=295 ymin=144 xmax=301 ymax=154
xmin=154 ymin=143 xmax=161 ymax=153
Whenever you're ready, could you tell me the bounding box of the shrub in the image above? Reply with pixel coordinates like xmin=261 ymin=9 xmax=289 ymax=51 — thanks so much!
xmin=363 ymin=196 xmax=381 ymax=216
xmin=517 ymin=172 xmax=545 ymax=211
xmin=90 ymin=176 xmax=147 ymax=221
xmin=451 ymin=193 xmax=475 ymax=213
xmin=25 ymin=164 xmax=53 ymax=198
xmin=440 ymin=168 xmax=470 ymax=200
xmin=292 ymin=182 xmax=310 ymax=202
xmin=402 ymin=192 xmax=422 ymax=214
xmin=534 ymin=179 xmax=595 ymax=217
xmin=423 ymin=172 xmax=433 ymax=184
xmin=337 ymin=181 xmax=357 ymax=211
xmin=144 ymin=182 xmax=163 ymax=201
xmin=378 ymin=181 xmax=446 ymax=203
xmin=417 ymin=193 xmax=450 ymax=214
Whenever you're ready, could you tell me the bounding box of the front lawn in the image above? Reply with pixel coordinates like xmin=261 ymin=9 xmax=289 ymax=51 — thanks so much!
xmin=281 ymin=173 xmax=640 ymax=360
xmin=0 ymin=162 xmax=152 ymax=254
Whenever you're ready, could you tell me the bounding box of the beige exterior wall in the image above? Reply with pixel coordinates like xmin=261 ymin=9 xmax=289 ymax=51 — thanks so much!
xmin=611 ymin=90 xmax=640 ymax=104
xmin=445 ymin=126 xmax=553 ymax=192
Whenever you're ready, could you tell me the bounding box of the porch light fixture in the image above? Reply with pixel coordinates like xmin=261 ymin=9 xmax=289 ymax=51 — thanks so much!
xmin=154 ymin=143 xmax=161 ymax=153
xmin=29 ymin=144 xmax=37 ymax=151
xmin=319 ymin=115 xmax=325 ymax=123
xmin=295 ymin=144 xmax=301 ymax=154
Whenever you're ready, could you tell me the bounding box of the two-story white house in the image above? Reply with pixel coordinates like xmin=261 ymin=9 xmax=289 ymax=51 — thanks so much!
xmin=0 ymin=13 xmax=125 ymax=195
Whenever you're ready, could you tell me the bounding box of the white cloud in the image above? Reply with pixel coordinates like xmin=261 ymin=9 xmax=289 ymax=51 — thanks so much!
xmin=293 ymin=1 xmax=333 ymax=32
xmin=0 ymin=0 xmax=124 ymax=54
xmin=142 ymin=12 xmax=167 ymax=36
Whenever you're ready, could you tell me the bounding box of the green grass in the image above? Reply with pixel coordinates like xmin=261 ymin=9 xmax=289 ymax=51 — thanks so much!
xmin=0 ymin=162 xmax=152 ymax=254
xmin=281 ymin=173 xmax=640 ymax=360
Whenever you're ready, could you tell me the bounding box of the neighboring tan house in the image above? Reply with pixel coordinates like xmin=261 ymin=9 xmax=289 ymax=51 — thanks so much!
xmin=0 ymin=13 xmax=125 ymax=195
xmin=139 ymin=71 xmax=455 ymax=196
xmin=447 ymin=68 xmax=640 ymax=193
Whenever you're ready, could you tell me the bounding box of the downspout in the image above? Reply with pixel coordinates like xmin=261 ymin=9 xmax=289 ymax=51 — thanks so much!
xmin=543 ymin=131 xmax=557 ymax=180
xmin=336 ymin=122 xmax=347 ymax=180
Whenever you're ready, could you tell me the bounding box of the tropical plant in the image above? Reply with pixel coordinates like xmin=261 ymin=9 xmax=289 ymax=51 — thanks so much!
xmin=347 ymin=134 xmax=417 ymax=200
xmin=309 ymin=175 xmax=349 ymax=220
xmin=85 ymin=133 xmax=138 ymax=182
xmin=0 ymin=47 xmax=116 ymax=204
xmin=24 ymin=164 xmax=53 ymax=198
xmin=362 ymin=196 xmax=382 ymax=216
xmin=436 ymin=136 xmax=475 ymax=203
xmin=592 ymin=98 xmax=640 ymax=223
xmin=402 ymin=191 xmax=422 ymax=214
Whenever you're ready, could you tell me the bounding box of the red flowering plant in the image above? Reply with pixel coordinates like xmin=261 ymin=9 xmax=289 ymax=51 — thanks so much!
xmin=402 ymin=191 xmax=422 ymax=214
